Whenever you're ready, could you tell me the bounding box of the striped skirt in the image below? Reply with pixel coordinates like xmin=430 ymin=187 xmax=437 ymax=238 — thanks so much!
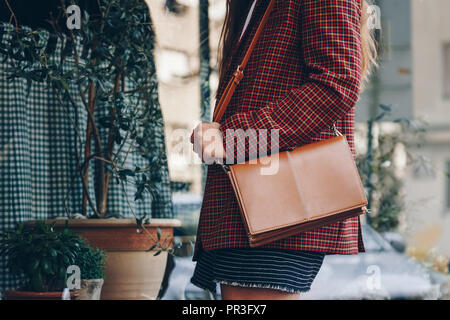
xmin=190 ymin=247 xmax=325 ymax=295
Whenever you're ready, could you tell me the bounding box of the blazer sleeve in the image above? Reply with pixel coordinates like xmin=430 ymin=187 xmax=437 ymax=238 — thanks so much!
xmin=219 ymin=0 xmax=363 ymax=164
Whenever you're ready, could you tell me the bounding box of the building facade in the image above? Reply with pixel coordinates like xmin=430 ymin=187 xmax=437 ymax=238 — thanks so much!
xmin=403 ymin=0 xmax=450 ymax=256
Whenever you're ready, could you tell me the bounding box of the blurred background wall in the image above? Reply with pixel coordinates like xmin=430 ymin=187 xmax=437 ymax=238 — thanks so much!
xmin=403 ymin=0 xmax=450 ymax=257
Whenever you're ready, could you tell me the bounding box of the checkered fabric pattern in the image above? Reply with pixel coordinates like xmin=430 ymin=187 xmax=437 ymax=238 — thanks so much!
xmin=0 ymin=22 xmax=173 ymax=293
xmin=193 ymin=0 xmax=365 ymax=261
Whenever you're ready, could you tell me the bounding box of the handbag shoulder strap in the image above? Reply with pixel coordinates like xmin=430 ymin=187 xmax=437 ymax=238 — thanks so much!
xmin=213 ymin=0 xmax=276 ymax=122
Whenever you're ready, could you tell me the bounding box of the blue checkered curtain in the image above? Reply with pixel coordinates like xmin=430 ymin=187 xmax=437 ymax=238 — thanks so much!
xmin=0 ymin=22 xmax=173 ymax=293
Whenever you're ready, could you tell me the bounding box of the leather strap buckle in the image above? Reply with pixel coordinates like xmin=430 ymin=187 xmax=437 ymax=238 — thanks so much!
xmin=233 ymin=66 xmax=244 ymax=84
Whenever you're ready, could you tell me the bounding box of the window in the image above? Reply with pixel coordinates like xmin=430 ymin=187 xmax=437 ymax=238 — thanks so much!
xmin=444 ymin=43 xmax=450 ymax=98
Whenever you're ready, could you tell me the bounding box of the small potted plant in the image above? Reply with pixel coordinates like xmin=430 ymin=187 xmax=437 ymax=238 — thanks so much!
xmin=0 ymin=221 xmax=105 ymax=300
xmin=73 ymin=240 xmax=106 ymax=300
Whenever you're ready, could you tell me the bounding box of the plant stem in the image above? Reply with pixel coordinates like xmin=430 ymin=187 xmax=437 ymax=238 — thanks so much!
xmin=82 ymin=79 xmax=97 ymax=215
xmin=4 ymin=0 xmax=19 ymax=31
xmin=99 ymin=65 xmax=122 ymax=217
xmin=87 ymin=1 xmax=115 ymax=218
xmin=366 ymin=119 xmax=374 ymax=224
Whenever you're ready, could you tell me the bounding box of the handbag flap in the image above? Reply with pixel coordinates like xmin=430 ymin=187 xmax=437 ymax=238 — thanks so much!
xmin=229 ymin=136 xmax=368 ymax=235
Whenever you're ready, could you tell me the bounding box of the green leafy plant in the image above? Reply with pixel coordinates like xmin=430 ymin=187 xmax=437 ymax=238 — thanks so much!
xmin=0 ymin=0 xmax=166 ymax=219
xmin=356 ymin=104 xmax=427 ymax=232
xmin=356 ymin=133 xmax=404 ymax=232
xmin=75 ymin=243 xmax=106 ymax=280
xmin=0 ymin=221 xmax=104 ymax=292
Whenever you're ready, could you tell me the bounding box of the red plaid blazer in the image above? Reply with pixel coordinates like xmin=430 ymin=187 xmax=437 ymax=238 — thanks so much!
xmin=193 ymin=0 xmax=365 ymax=261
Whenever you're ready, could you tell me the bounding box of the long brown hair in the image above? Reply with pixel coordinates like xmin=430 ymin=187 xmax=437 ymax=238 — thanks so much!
xmin=218 ymin=0 xmax=378 ymax=92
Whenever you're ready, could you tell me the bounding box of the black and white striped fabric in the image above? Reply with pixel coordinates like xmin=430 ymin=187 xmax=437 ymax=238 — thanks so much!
xmin=191 ymin=248 xmax=325 ymax=295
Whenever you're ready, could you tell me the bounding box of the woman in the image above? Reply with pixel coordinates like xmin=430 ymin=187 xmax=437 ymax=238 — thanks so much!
xmin=190 ymin=0 xmax=377 ymax=300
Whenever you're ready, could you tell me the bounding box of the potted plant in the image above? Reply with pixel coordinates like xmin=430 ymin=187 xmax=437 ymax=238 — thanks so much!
xmin=0 ymin=0 xmax=180 ymax=299
xmin=73 ymin=237 xmax=106 ymax=300
xmin=0 ymin=221 xmax=106 ymax=300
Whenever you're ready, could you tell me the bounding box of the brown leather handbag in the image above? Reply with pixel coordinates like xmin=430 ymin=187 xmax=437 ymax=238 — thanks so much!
xmin=212 ymin=0 xmax=368 ymax=247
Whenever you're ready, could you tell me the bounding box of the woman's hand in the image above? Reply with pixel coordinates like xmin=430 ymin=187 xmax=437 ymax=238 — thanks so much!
xmin=190 ymin=122 xmax=225 ymax=163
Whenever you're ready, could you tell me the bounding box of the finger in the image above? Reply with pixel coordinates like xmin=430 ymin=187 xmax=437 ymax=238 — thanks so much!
xmin=202 ymin=141 xmax=216 ymax=165
xmin=194 ymin=125 xmax=203 ymax=141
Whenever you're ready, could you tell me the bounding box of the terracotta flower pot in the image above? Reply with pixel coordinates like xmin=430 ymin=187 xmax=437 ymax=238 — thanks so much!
xmin=3 ymin=290 xmax=79 ymax=300
xmin=33 ymin=218 xmax=181 ymax=300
